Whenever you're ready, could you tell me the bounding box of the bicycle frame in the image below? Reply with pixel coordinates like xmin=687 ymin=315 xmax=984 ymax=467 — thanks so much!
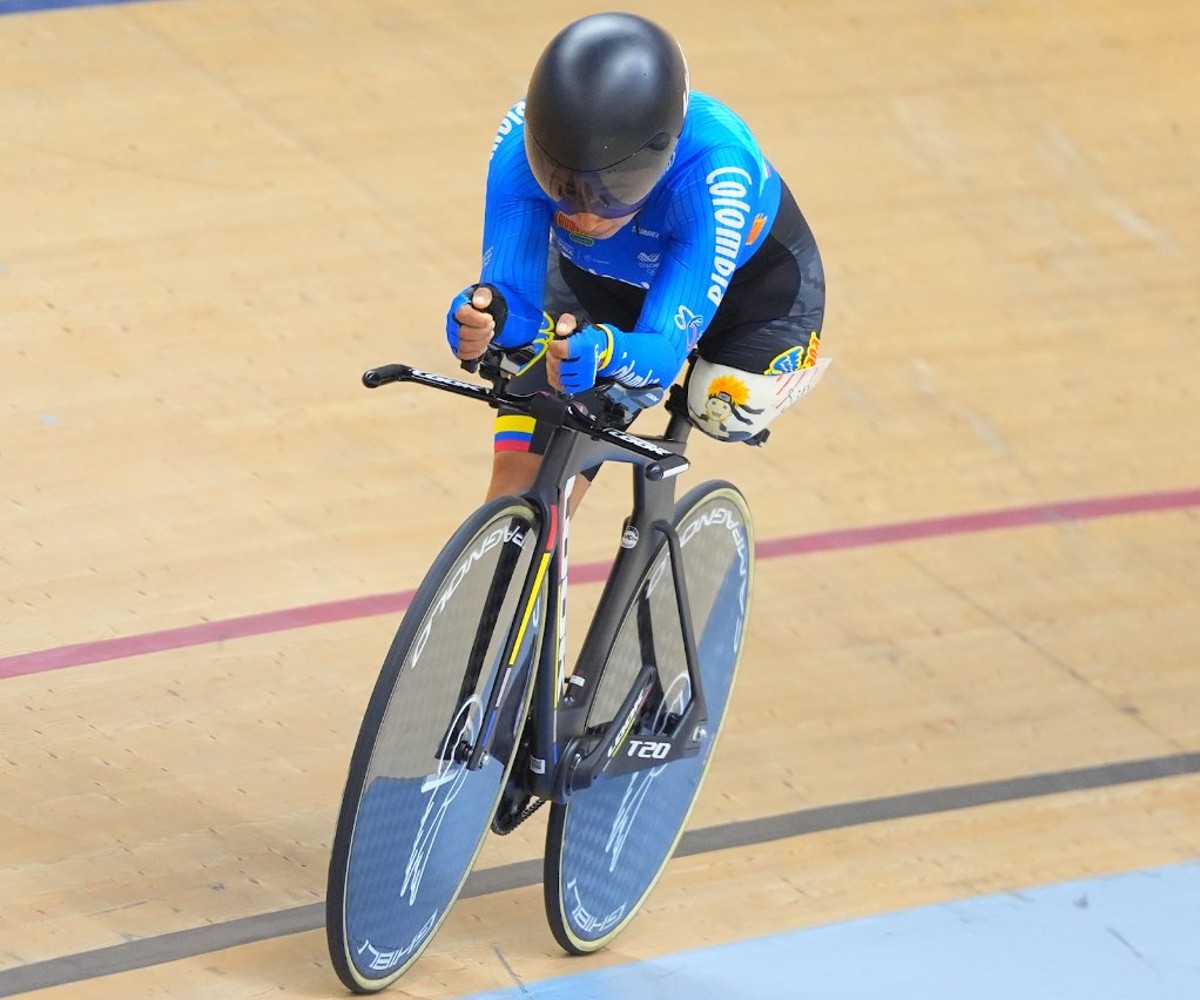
xmin=362 ymin=358 xmax=713 ymax=804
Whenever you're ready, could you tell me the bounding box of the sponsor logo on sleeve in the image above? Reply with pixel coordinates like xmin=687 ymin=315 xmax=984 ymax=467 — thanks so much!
xmin=705 ymin=166 xmax=753 ymax=307
xmin=490 ymin=101 xmax=526 ymax=160
xmin=673 ymin=304 xmax=705 ymax=349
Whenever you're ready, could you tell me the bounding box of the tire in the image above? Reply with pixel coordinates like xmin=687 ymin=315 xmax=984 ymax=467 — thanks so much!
xmin=326 ymin=497 xmax=544 ymax=992
xmin=543 ymin=482 xmax=754 ymax=953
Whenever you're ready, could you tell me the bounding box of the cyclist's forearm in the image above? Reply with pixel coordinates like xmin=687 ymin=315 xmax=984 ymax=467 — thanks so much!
xmin=598 ymin=326 xmax=687 ymax=389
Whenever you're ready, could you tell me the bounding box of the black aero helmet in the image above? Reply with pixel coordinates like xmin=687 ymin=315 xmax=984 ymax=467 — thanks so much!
xmin=524 ymin=12 xmax=690 ymax=218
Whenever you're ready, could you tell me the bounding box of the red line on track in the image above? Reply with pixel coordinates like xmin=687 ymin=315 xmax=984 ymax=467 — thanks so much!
xmin=3 ymin=487 xmax=1197 ymax=680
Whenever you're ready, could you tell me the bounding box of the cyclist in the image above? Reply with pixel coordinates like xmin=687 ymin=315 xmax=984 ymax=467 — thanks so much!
xmin=447 ymin=11 xmax=826 ymax=500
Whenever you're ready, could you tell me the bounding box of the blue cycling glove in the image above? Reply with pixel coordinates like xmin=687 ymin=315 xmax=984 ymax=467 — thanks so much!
xmin=556 ymin=325 xmax=615 ymax=394
xmin=445 ymin=284 xmax=513 ymax=355
xmin=444 ymin=287 xmax=475 ymax=355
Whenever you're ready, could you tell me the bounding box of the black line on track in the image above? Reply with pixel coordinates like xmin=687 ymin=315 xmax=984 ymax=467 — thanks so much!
xmin=2 ymin=751 xmax=1198 ymax=997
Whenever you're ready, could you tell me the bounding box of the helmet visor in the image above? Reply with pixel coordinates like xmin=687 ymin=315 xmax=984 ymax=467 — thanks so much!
xmin=526 ymin=137 xmax=674 ymax=219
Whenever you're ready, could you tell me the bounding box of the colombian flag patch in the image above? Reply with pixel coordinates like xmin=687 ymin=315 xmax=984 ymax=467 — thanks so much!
xmin=494 ymin=414 xmax=537 ymax=453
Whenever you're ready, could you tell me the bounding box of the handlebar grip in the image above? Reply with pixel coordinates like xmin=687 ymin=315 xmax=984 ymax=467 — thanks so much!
xmin=362 ymin=364 xmax=410 ymax=388
xmin=460 ymin=344 xmax=506 ymax=378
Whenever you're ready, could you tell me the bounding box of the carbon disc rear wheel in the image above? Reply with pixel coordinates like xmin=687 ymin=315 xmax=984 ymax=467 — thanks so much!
xmin=544 ymin=482 xmax=754 ymax=954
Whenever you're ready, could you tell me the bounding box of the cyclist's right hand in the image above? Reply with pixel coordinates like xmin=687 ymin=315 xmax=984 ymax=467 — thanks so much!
xmin=446 ymin=285 xmax=498 ymax=362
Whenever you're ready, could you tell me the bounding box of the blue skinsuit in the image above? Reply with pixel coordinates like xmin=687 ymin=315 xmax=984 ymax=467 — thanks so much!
xmin=478 ymin=93 xmax=783 ymax=389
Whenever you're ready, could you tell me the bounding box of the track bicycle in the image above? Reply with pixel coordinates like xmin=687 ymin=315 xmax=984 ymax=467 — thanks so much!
xmin=325 ymin=347 xmax=755 ymax=993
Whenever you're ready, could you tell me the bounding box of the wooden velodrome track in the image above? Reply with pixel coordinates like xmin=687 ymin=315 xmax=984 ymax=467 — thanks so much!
xmin=3 ymin=0 xmax=1198 ymax=996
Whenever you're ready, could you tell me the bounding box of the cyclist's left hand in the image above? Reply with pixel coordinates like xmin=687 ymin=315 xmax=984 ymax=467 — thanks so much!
xmin=548 ymin=318 xmax=611 ymax=394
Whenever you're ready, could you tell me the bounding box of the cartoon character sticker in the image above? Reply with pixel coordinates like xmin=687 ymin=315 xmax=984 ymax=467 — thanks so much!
xmin=692 ymin=373 xmax=765 ymax=441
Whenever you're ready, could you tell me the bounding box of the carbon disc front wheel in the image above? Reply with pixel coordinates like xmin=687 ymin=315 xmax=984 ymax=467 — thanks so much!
xmin=326 ymin=497 xmax=544 ymax=991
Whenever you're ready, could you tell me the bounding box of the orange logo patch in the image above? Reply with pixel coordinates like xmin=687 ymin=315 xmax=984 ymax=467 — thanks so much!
xmin=746 ymin=213 xmax=768 ymax=247
xmin=554 ymin=211 xmax=595 ymax=246
xmin=554 ymin=211 xmax=583 ymax=233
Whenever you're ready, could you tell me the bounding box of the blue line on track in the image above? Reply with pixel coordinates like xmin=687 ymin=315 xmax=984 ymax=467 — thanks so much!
xmin=460 ymin=862 xmax=1200 ymax=1000
xmin=0 ymin=0 xmax=163 ymax=16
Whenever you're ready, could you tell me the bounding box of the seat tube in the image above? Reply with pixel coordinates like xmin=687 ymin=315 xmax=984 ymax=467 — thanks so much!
xmin=528 ymin=559 xmax=564 ymax=799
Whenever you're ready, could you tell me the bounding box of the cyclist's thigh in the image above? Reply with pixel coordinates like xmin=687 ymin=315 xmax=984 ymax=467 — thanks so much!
xmin=700 ymin=243 xmax=826 ymax=376
xmin=684 ymin=244 xmax=827 ymax=443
